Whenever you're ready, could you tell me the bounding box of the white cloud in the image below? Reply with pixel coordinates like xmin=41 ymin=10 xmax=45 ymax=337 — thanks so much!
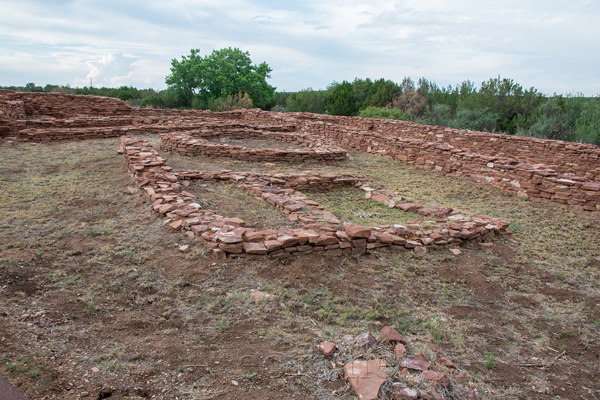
xmin=0 ymin=0 xmax=598 ymax=94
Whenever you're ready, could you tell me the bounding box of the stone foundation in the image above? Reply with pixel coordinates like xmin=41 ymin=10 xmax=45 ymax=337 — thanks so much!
xmin=120 ymin=137 xmax=510 ymax=259
xmin=160 ymin=127 xmax=348 ymax=163
xmin=2 ymin=90 xmax=599 ymax=212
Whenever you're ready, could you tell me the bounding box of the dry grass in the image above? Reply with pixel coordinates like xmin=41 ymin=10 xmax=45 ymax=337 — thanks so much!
xmin=0 ymin=137 xmax=598 ymax=399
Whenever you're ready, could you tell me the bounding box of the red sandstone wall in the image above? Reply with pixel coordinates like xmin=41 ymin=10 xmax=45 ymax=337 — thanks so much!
xmin=242 ymin=110 xmax=600 ymax=181
xmin=1 ymin=90 xmax=598 ymax=212
xmin=240 ymin=110 xmax=600 ymax=212
xmin=121 ymin=137 xmax=510 ymax=259
xmin=0 ymin=89 xmax=132 ymax=118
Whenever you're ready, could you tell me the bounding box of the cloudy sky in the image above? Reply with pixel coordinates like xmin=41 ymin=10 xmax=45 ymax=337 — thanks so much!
xmin=1 ymin=0 xmax=599 ymax=95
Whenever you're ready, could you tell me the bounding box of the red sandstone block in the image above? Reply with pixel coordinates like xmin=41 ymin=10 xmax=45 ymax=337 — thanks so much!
xmin=315 ymin=235 xmax=338 ymax=246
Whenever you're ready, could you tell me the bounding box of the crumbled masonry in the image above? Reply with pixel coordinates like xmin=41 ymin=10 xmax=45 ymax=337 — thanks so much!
xmin=2 ymin=89 xmax=599 ymax=212
xmin=120 ymin=136 xmax=510 ymax=259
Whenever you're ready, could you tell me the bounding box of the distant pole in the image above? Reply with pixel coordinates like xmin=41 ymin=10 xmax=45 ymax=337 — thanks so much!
xmin=90 ymin=77 xmax=93 ymax=88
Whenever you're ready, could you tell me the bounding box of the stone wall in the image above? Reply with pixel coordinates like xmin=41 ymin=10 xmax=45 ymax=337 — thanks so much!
xmin=240 ymin=110 xmax=600 ymax=212
xmin=2 ymin=90 xmax=598 ymax=212
xmin=160 ymin=129 xmax=348 ymax=163
xmin=243 ymin=110 xmax=600 ymax=179
xmin=121 ymin=137 xmax=510 ymax=259
xmin=0 ymin=89 xmax=132 ymax=118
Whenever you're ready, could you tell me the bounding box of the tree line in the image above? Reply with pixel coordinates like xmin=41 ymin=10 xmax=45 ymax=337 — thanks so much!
xmin=3 ymin=48 xmax=598 ymax=144
xmin=274 ymin=77 xmax=600 ymax=144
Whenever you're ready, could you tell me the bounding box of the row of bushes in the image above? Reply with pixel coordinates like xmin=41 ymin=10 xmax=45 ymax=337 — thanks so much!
xmin=4 ymin=77 xmax=599 ymax=144
xmin=273 ymin=77 xmax=600 ymax=144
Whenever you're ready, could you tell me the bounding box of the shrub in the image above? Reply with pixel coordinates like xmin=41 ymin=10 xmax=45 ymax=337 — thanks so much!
xmin=450 ymin=108 xmax=500 ymax=132
xmin=209 ymin=92 xmax=253 ymax=111
xmin=390 ymin=88 xmax=427 ymax=117
xmin=417 ymin=104 xmax=452 ymax=126
xmin=358 ymin=106 xmax=410 ymax=120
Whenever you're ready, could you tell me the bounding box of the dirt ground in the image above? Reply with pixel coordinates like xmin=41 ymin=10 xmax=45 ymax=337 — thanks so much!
xmin=0 ymin=137 xmax=599 ymax=399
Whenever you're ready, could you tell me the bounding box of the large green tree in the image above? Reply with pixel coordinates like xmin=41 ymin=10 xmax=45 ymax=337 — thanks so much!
xmin=325 ymin=81 xmax=357 ymax=115
xmin=166 ymin=47 xmax=275 ymax=109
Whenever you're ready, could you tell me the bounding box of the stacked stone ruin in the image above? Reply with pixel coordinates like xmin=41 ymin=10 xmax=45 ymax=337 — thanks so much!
xmin=160 ymin=125 xmax=348 ymax=163
xmin=120 ymin=136 xmax=510 ymax=258
xmin=1 ymin=90 xmax=599 ymax=213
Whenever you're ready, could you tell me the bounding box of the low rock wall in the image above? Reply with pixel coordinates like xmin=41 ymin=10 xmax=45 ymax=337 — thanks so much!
xmin=0 ymin=89 xmax=132 ymax=118
xmin=160 ymin=129 xmax=348 ymax=163
xmin=121 ymin=137 xmax=510 ymax=259
xmin=240 ymin=111 xmax=600 ymax=212
xmin=2 ymin=90 xmax=598 ymax=212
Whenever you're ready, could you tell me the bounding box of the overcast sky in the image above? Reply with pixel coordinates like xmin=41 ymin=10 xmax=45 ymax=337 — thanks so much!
xmin=1 ymin=0 xmax=599 ymax=95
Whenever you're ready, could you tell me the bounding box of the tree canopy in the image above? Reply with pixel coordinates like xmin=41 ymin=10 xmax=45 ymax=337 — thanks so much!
xmin=165 ymin=48 xmax=275 ymax=110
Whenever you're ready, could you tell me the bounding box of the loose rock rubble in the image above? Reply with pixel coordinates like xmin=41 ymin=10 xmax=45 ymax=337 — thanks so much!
xmin=320 ymin=326 xmax=481 ymax=400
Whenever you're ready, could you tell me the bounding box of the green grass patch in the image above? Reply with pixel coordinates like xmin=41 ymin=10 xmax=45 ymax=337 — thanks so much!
xmin=305 ymin=186 xmax=418 ymax=226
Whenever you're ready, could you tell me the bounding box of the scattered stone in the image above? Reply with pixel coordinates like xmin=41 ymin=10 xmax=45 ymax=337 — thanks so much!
xmin=319 ymin=341 xmax=337 ymax=356
xmin=427 ymin=386 xmax=444 ymax=400
xmin=250 ymin=291 xmax=274 ymax=303
xmin=425 ymin=343 xmax=443 ymax=353
xmin=344 ymin=359 xmax=387 ymax=400
xmin=422 ymin=370 xmax=450 ymax=387
xmin=396 ymin=387 xmax=418 ymax=400
xmin=414 ymin=246 xmax=427 ymax=256
xmin=400 ymin=356 xmax=431 ymax=371
xmin=436 ymin=355 xmax=457 ymax=369
xmin=354 ymin=332 xmax=378 ymax=348
xmin=449 ymin=248 xmax=462 ymax=256
xmin=231 ymin=380 xmax=239 ymax=386
xmin=379 ymin=326 xmax=406 ymax=344
xmin=394 ymin=343 xmax=407 ymax=360
xmin=178 ymin=244 xmax=190 ymax=252
xmin=122 ymin=187 xmax=137 ymax=195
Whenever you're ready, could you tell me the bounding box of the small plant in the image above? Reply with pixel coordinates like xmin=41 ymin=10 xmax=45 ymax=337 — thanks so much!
xmin=121 ymin=249 xmax=135 ymax=260
xmin=87 ymin=300 xmax=96 ymax=313
xmin=177 ymin=365 xmax=185 ymax=372
xmin=243 ymin=369 xmax=260 ymax=381
xmin=425 ymin=317 xmax=447 ymax=345
xmin=34 ymin=250 xmax=44 ymax=260
xmin=484 ymin=352 xmax=497 ymax=369
xmin=509 ymin=222 xmax=524 ymax=233
xmin=85 ymin=227 xmax=99 ymax=237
